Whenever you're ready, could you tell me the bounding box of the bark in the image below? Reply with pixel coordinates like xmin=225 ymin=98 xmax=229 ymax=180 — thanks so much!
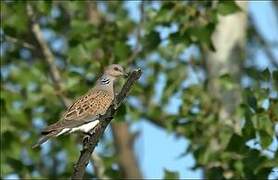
xmin=204 ymin=0 xmax=248 ymax=176
xmin=206 ymin=1 xmax=248 ymax=132
xmin=86 ymin=0 xmax=102 ymax=27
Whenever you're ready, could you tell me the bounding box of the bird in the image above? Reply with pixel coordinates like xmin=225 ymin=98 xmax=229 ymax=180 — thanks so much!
xmin=32 ymin=64 xmax=128 ymax=148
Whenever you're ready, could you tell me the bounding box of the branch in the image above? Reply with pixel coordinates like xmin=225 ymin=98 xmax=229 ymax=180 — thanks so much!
xmin=86 ymin=0 xmax=102 ymax=26
xmin=26 ymin=3 xmax=71 ymax=107
xmin=3 ymin=34 xmax=36 ymax=50
xmin=71 ymin=69 xmax=142 ymax=180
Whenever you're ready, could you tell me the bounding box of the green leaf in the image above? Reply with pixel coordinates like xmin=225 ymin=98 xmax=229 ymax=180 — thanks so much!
xmin=36 ymin=1 xmax=52 ymax=14
xmin=226 ymin=134 xmax=248 ymax=153
xmin=193 ymin=146 xmax=211 ymax=165
xmin=269 ymin=99 xmax=278 ymax=122
xmin=217 ymin=1 xmax=241 ymax=16
xmin=163 ymin=169 xmax=179 ymax=179
xmin=258 ymin=130 xmax=272 ymax=149
xmin=114 ymin=41 xmax=130 ymax=60
xmin=68 ymin=44 xmax=90 ymax=63
xmin=246 ymin=90 xmax=257 ymax=111
xmin=219 ymin=73 xmax=235 ymax=90
xmin=260 ymin=68 xmax=271 ymax=81
xmin=242 ymin=118 xmax=256 ymax=140
xmin=273 ymin=70 xmax=278 ymax=81
xmin=188 ymin=23 xmax=215 ymax=44
xmin=115 ymin=104 xmax=126 ymax=122
xmin=273 ymin=70 xmax=278 ymax=89
xmin=245 ymin=68 xmax=260 ymax=80
xmin=143 ymin=31 xmax=161 ymax=50
xmin=257 ymin=114 xmax=274 ymax=136
xmin=6 ymin=156 xmax=24 ymax=172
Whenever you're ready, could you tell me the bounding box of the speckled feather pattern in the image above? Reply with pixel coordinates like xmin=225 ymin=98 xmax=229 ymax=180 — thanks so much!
xmin=42 ymin=89 xmax=114 ymax=133
xmin=33 ymin=64 xmax=125 ymax=148
xmin=65 ymin=89 xmax=114 ymax=120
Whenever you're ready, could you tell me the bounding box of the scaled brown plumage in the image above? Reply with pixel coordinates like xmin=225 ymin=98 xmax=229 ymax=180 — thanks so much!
xmin=32 ymin=64 xmax=126 ymax=148
xmin=42 ymin=89 xmax=113 ymax=134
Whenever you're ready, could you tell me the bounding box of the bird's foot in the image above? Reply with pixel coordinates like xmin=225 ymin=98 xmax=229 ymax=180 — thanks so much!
xmin=82 ymin=132 xmax=93 ymax=144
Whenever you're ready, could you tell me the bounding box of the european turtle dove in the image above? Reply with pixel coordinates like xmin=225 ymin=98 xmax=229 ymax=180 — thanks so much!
xmin=32 ymin=64 xmax=127 ymax=148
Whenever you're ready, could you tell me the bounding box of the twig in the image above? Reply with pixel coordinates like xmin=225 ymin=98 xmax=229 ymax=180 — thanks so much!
xmin=3 ymin=34 xmax=36 ymax=50
xmin=26 ymin=3 xmax=71 ymax=107
xmin=127 ymin=1 xmax=145 ymax=65
xmin=71 ymin=69 xmax=142 ymax=180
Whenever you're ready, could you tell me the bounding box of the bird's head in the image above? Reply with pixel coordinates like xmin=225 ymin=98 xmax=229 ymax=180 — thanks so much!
xmin=104 ymin=64 xmax=128 ymax=78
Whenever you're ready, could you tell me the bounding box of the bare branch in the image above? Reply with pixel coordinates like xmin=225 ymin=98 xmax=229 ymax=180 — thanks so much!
xmin=3 ymin=34 xmax=36 ymax=50
xmin=26 ymin=3 xmax=71 ymax=107
xmin=71 ymin=69 xmax=142 ymax=180
xmin=86 ymin=0 xmax=102 ymax=26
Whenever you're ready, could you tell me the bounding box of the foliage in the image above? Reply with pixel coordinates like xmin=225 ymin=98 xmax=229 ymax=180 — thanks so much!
xmin=1 ymin=1 xmax=277 ymax=179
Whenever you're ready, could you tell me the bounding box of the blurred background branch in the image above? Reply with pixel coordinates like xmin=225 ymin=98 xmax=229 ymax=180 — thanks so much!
xmin=26 ymin=3 xmax=71 ymax=107
xmin=3 ymin=34 xmax=35 ymax=50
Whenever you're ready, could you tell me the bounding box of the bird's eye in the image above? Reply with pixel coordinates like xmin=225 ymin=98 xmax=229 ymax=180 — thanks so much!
xmin=114 ymin=67 xmax=120 ymax=71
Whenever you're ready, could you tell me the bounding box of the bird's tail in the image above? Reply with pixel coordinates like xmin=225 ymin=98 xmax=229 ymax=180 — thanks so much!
xmin=32 ymin=130 xmax=59 ymax=149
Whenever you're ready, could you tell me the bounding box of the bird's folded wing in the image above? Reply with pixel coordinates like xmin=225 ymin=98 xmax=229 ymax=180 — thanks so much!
xmin=42 ymin=89 xmax=113 ymax=134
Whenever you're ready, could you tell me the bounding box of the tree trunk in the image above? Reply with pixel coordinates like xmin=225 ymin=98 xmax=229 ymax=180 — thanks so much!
xmin=111 ymin=123 xmax=143 ymax=178
xmin=206 ymin=1 xmax=248 ymax=132
xmin=203 ymin=1 xmax=248 ymax=177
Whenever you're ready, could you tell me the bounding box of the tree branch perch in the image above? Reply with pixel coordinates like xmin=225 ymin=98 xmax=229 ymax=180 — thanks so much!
xmin=71 ymin=69 xmax=142 ymax=180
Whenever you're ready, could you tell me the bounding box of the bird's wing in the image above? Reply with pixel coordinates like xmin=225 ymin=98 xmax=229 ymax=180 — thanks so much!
xmin=42 ymin=89 xmax=113 ymax=134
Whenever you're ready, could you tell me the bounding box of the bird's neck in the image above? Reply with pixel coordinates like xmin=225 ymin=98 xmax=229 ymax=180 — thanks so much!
xmin=96 ymin=74 xmax=115 ymax=91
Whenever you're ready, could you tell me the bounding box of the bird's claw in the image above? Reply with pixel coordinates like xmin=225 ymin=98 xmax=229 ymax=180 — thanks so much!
xmin=82 ymin=133 xmax=92 ymax=144
xmin=82 ymin=135 xmax=89 ymax=144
